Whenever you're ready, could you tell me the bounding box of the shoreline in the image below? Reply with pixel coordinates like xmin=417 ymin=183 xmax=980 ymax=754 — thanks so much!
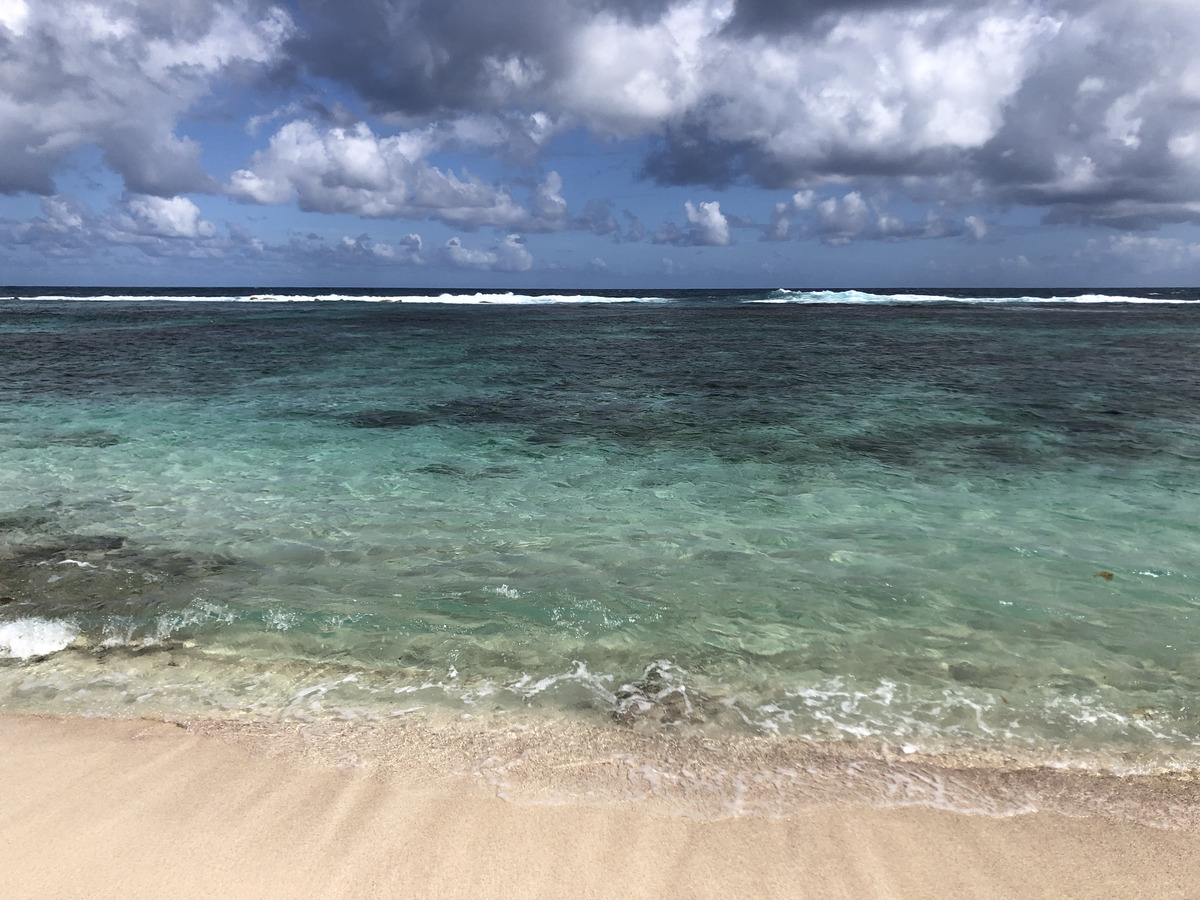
xmin=3 ymin=712 xmax=1200 ymax=898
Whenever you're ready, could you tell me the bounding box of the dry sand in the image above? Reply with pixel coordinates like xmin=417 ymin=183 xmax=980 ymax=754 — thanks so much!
xmin=2 ymin=712 xmax=1199 ymax=899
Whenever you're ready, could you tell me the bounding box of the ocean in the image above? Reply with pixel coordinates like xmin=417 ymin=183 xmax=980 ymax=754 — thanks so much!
xmin=2 ymin=287 xmax=1199 ymax=785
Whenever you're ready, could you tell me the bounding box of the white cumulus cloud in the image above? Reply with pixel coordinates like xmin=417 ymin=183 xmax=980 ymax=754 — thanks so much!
xmin=0 ymin=0 xmax=292 ymax=196
xmin=685 ymin=200 xmax=730 ymax=245
xmin=229 ymin=120 xmax=567 ymax=231
xmin=442 ymin=234 xmax=533 ymax=271
xmin=655 ymin=198 xmax=732 ymax=246
xmin=123 ymin=195 xmax=216 ymax=239
xmin=816 ymin=192 xmax=871 ymax=246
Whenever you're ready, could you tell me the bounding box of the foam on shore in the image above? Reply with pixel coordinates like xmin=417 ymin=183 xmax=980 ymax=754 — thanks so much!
xmin=127 ymin=708 xmax=1200 ymax=830
xmin=0 ymin=617 xmax=80 ymax=660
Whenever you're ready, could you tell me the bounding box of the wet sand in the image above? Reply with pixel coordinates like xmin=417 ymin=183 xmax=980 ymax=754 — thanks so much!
xmin=2 ymin=712 xmax=1199 ymax=899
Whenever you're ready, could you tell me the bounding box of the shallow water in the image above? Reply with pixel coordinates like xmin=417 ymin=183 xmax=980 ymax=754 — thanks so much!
xmin=2 ymin=290 xmax=1199 ymax=769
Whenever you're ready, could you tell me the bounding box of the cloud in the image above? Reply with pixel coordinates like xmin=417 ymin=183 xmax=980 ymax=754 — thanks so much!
xmin=3 ymin=189 xmax=441 ymax=276
xmin=4 ymin=190 xmax=536 ymax=276
xmin=971 ymin=2 xmax=1200 ymax=226
xmin=122 ymin=196 xmax=217 ymax=239
xmin=624 ymin=212 xmax=647 ymax=243
xmin=229 ymin=120 xmax=568 ymax=230
xmin=532 ymin=170 xmax=568 ymax=223
xmin=286 ymin=0 xmax=1055 ymax=177
xmin=576 ymin=197 xmax=620 ymax=238
xmin=9 ymin=0 xmax=1200 ymax=258
xmin=765 ymin=190 xmax=814 ymax=241
xmin=280 ymin=0 xmax=1200 ymax=228
xmin=722 ymin=0 xmax=992 ymax=36
xmin=763 ymin=188 xmax=972 ymax=244
xmin=9 ymin=192 xmax=227 ymax=258
xmin=441 ymin=234 xmax=533 ymax=271
xmin=654 ymin=199 xmax=731 ymax=246
xmin=964 ymin=215 xmax=989 ymax=242
xmin=9 ymin=195 xmax=101 ymax=256
xmin=815 ymin=192 xmax=871 ymax=246
xmin=311 ymin=232 xmax=426 ymax=266
xmin=641 ymin=4 xmax=1058 ymax=189
xmin=393 ymin=233 xmax=425 ymax=264
xmin=1085 ymin=233 xmax=1200 ymax=272
xmin=685 ymin=200 xmax=730 ymax=245
xmin=0 ymin=0 xmax=291 ymax=196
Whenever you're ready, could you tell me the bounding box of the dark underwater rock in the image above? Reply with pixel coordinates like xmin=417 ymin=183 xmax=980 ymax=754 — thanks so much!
xmin=342 ymin=409 xmax=432 ymax=428
xmin=52 ymin=430 xmax=123 ymax=447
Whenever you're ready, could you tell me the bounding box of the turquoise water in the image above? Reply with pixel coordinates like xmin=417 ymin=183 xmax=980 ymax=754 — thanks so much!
xmin=2 ymin=290 xmax=1200 ymax=766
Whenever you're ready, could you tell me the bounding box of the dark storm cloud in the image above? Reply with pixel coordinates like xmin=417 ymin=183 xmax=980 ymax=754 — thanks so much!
xmin=722 ymin=0 xmax=986 ymax=35
xmin=641 ymin=120 xmax=756 ymax=189
xmin=970 ymin=1 xmax=1200 ymax=227
xmin=286 ymin=0 xmax=677 ymax=116
xmin=288 ymin=0 xmax=561 ymax=115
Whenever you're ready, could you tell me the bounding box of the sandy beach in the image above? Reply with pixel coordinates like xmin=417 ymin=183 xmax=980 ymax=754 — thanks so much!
xmin=2 ymin=713 xmax=1199 ymax=899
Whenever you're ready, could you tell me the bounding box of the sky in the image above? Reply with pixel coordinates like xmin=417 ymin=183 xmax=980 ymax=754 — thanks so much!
xmin=3 ymin=0 xmax=1200 ymax=289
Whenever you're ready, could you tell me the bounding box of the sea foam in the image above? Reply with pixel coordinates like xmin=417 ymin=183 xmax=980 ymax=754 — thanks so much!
xmin=756 ymin=288 xmax=1197 ymax=304
xmin=0 ymin=617 xmax=79 ymax=659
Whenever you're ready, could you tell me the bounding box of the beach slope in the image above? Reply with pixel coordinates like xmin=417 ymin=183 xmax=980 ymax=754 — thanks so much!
xmin=1 ymin=714 xmax=1197 ymax=900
